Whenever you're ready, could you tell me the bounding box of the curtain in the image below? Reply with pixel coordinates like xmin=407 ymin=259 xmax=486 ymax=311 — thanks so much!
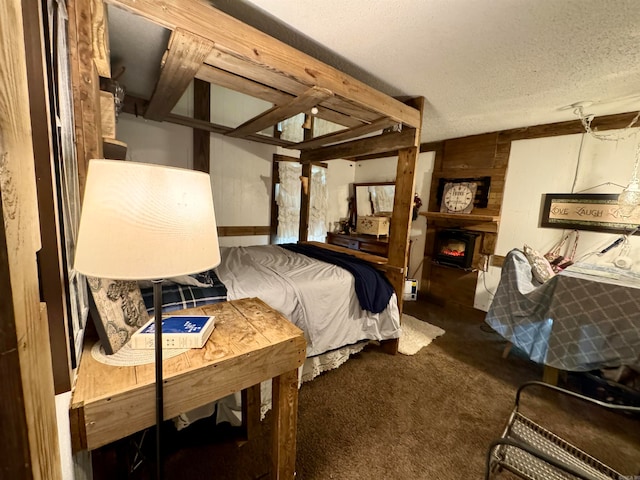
xmin=278 ymin=114 xmax=305 ymax=143
xmin=275 ymin=162 xmax=301 ymax=243
xmin=309 ymin=166 xmax=328 ymax=242
xmin=275 ymin=162 xmax=328 ymax=243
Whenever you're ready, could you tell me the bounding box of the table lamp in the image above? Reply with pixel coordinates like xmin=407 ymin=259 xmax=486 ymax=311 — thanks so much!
xmin=74 ymin=159 xmax=220 ymax=479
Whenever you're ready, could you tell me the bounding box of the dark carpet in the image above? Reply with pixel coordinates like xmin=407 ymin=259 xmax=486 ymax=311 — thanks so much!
xmin=93 ymin=299 xmax=640 ymax=479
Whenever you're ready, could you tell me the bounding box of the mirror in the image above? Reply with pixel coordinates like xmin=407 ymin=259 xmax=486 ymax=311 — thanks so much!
xmin=354 ymin=182 xmax=395 ymax=218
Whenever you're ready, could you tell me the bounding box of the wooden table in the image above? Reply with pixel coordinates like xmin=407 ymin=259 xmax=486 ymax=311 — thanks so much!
xmin=70 ymin=297 xmax=306 ymax=479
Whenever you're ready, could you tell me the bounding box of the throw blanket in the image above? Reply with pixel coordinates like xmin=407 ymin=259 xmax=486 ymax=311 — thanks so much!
xmin=281 ymin=243 xmax=394 ymax=314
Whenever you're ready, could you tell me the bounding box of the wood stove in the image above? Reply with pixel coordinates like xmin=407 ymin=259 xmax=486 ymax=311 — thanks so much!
xmin=433 ymin=229 xmax=479 ymax=269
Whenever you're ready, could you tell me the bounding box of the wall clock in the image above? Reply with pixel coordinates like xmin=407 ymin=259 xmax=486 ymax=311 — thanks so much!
xmin=440 ymin=181 xmax=478 ymax=214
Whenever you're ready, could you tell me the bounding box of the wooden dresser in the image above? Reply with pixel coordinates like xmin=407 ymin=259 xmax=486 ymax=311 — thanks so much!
xmin=326 ymin=232 xmax=389 ymax=257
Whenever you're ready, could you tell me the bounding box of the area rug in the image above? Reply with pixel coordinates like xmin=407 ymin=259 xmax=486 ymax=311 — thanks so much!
xmin=398 ymin=314 xmax=445 ymax=355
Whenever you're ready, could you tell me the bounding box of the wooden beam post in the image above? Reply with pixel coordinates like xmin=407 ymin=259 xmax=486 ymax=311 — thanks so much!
xmin=298 ymin=115 xmax=314 ymax=242
xmin=299 ymin=129 xmax=416 ymax=163
xmin=383 ymin=97 xmax=424 ymax=355
xmin=23 ymin=0 xmax=72 ymax=394
xmin=270 ymin=158 xmax=280 ymax=244
xmin=67 ymin=0 xmax=104 ymax=197
xmin=193 ymin=78 xmax=210 ymax=173
xmin=90 ymin=0 xmax=110 ymax=77
xmin=145 ymin=28 xmax=214 ymax=121
xmin=0 ymin=0 xmax=62 ymax=476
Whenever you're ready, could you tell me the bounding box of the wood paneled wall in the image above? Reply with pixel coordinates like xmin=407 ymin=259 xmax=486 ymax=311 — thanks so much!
xmin=422 ymin=133 xmax=508 ymax=308
xmin=428 ymin=132 xmax=510 ymax=217
xmin=421 ymin=111 xmax=640 ymax=310
xmin=1 ymin=0 xmax=62 ymax=476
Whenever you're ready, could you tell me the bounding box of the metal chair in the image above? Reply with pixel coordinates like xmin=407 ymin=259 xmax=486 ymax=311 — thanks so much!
xmin=486 ymin=381 xmax=640 ymax=480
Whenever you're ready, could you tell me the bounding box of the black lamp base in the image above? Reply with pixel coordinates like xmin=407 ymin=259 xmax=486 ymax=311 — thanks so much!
xmin=152 ymin=280 xmax=164 ymax=480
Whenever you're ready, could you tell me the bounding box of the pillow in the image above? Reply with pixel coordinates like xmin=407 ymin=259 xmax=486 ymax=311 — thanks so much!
xmin=137 ymin=269 xmax=216 ymax=289
xmin=523 ymin=244 xmax=556 ymax=283
xmin=87 ymin=277 xmax=150 ymax=354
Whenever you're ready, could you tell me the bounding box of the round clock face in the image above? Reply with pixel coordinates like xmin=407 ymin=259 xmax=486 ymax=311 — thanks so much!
xmin=444 ymin=185 xmax=474 ymax=212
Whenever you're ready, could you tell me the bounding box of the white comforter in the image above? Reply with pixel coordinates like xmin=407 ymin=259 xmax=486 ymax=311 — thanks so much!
xmin=215 ymin=245 xmax=400 ymax=357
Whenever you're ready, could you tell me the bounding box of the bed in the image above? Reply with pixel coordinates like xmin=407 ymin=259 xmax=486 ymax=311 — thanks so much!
xmin=143 ymin=244 xmax=400 ymax=357
xmin=137 ymin=243 xmax=400 ymax=426
xmin=72 ymin=0 xmax=422 ymax=440
xmin=70 ymin=0 xmax=424 ymax=358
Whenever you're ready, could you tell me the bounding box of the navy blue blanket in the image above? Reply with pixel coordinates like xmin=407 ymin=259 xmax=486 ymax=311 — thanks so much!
xmin=281 ymin=243 xmax=394 ymax=314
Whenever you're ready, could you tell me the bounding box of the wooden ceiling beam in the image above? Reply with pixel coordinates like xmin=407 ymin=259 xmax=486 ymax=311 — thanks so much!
xmin=300 ymin=129 xmax=416 ymax=163
xmin=196 ymin=64 xmax=363 ymax=128
xmin=107 ymin=0 xmax=421 ymax=127
xmin=168 ymin=114 xmax=294 ymax=147
xmin=91 ymin=0 xmax=110 ymax=77
xmin=227 ymin=86 xmax=333 ymax=138
xmin=204 ymin=48 xmax=381 ymax=124
xmin=295 ymin=117 xmax=397 ymax=150
xmin=122 ymin=95 xmax=296 ymax=148
xmin=144 ymin=28 xmax=214 ymax=121
xmin=197 ymin=63 xmax=291 ymax=104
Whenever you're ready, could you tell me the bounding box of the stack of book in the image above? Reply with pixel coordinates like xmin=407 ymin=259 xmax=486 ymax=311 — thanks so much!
xmin=130 ymin=315 xmax=216 ymax=349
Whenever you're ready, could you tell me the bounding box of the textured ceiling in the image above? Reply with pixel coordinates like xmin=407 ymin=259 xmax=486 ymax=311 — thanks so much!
xmin=109 ymin=0 xmax=640 ymax=143
xmin=232 ymin=0 xmax=640 ymax=142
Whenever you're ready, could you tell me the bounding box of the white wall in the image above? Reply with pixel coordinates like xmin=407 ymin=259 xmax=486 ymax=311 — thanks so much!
xmin=118 ymin=83 xmax=279 ymax=248
xmin=56 ymin=392 xmax=73 ymax=479
xmin=326 ymin=159 xmax=356 ymax=231
xmin=475 ymin=129 xmax=640 ymax=311
xmin=117 ymin=114 xmax=193 ymax=169
xmin=211 ymin=135 xmax=274 ymax=246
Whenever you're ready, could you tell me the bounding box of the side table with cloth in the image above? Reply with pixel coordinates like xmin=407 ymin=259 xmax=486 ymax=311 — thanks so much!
xmin=485 ymin=249 xmax=640 ymax=373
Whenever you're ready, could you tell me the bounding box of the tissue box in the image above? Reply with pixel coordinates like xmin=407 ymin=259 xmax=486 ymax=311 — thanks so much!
xmin=403 ymin=279 xmax=418 ymax=301
xmin=356 ymin=216 xmax=390 ymax=237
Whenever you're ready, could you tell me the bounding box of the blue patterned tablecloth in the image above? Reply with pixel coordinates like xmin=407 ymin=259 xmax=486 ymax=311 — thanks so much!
xmin=486 ymin=249 xmax=640 ymax=371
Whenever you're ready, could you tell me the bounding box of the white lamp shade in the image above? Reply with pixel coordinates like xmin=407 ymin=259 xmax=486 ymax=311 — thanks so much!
xmin=74 ymin=160 xmax=220 ymax=280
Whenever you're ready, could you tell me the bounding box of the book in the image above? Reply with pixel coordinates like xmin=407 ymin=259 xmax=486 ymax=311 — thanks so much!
xmin=129 ymin=315 xmax=216 ymax=349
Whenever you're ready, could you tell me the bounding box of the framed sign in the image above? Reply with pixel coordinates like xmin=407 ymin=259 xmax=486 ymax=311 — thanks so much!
xmin=541 ymin=193 xmax=640 ymax=234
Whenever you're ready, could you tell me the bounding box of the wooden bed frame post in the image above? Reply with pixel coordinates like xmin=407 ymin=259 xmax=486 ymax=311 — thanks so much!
xmin=67 ymin=0 xmax=104 ymax=198
xmin=298 ymin=114 xmax=314 ymax=242
xmin=193 ymin=78 xmax=211 ymax=173
xmin=299 ymin=162 xmax=311 ymax=242
xmin=382 ymin=97 xmax=424 ymax=354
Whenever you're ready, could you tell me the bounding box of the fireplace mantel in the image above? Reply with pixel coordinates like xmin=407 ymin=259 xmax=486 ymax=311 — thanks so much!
xmin=421 ymin=212 xmax=499 ymax=223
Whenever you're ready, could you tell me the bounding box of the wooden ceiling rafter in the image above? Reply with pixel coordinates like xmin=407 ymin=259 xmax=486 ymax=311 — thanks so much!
xmin=106 ymin=0 xmax=421 ymax=129
xmin=227 ymin=86 xmax=333 ymax=138
xmin=295 ymin=117 xmax=397 ymax=150
xmin=196 ymin=64 xmax=363 ymax=128
xmin=122 ymin=94 xmax=297 ymax=148
xmin=300 ymin=128 xmax=417 ymax=163
xmin=204 ymin=48 xmax=383 ymax=125
xmin=144 ymin=28 xmax=214 ymax=121
xmin=170 ymin=114 xmax=294 ymax=147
